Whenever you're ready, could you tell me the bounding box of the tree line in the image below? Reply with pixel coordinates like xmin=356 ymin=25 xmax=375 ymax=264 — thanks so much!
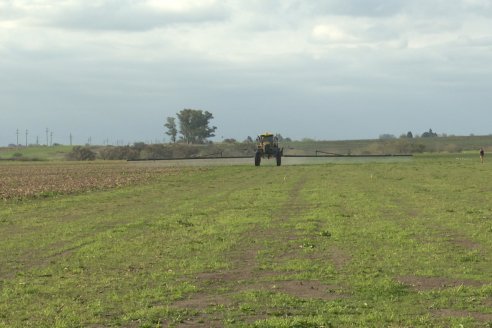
xmin=380 ymin=129 xmax=440 ymax=140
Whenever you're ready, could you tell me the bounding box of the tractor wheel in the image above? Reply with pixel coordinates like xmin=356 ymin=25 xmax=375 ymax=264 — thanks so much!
xmin=255 ymin=152 xmax=261 ymax=166
xmin=276 ymin=153 xmax=282 ymax=166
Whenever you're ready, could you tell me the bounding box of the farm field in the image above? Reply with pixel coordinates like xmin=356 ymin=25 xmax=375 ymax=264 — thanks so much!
xmin=0 ymin=161 xmax=179 ymax=200
xmin=1 ymin=156 xmax=492 ymax=327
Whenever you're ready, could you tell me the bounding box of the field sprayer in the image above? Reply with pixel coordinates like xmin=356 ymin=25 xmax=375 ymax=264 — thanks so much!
xmin=255 ymin=132 xmax=283 ymax=166
xmin=126 ymin=131 xmax=412 ymax=164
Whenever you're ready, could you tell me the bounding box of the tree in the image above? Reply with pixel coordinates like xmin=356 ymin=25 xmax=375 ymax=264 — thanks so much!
xmin=421 ymin=129 xmax=438 ymax=138
xmin=176 ymin=109 xmax=217 ymax=144
xmin=379 ymin=134 xmax=396 ymax=140
xmin=400 ymin=131 xmax=413 ymax=139
xmin=164 ymin=117 xmax=177 ymax=143
xmin=67 ymin=146 xmax=96 ymax=161
xmin=243 ymin=136 xmax=254 ymax=143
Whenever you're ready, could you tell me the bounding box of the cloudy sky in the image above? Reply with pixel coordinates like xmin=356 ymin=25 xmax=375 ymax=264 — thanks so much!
xmin=1 ymin=0 xmax=492 ymax=145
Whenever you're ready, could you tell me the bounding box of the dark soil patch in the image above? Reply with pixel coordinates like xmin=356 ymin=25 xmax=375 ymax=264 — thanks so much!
xmin=397 ymin=276 xmax=484 ymax=291
xmin=434 ymin=228 xmax=482 ymax=250
xmin=176 ymin=314 xmax=223 ymax=328
xmin=173 ymin=293 xmax=233 ymax=310
xmin=197 ymin=268 xmax=279 ymax=285
xmin=266 ymin=280 xmax=341 ymax=300
xmin=329 ymin=246 xmax=351 ymax=271
xmin=173 ymin=279 xmax=342 ymax=312
xmin=448 ymin=237 xmax=481 ymax=250
xmin=272 ymin=244 xmax=350 ymax=273
xmin=433 ymin=309 xmax=492 ymax=322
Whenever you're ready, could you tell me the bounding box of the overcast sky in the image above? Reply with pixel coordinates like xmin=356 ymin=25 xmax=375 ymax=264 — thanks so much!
xmin=1 ymin=0 xmax=492 ymax=145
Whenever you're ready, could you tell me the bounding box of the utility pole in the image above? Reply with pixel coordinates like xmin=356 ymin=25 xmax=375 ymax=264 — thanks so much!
xmin=25 ymin=129 xmax=28 ymax=147
xmin=50 ymin=131 xmax=53 ymax=147
xmin=70 ymin=133 xmax=73 ymax=146
xmin=36 ymin=136 xmax=39 ymax=146
xmin=16 ymin=129 xmax=19 ymax=147
xmin=46 ymin=128 xmax=49 ymax=146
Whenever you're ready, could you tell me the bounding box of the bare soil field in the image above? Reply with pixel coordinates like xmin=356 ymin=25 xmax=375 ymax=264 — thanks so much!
xmin=0 ymin=162 xmax=179 ymax=200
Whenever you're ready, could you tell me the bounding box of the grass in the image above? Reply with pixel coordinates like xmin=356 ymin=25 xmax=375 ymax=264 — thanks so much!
xmin=0 ymin=145 xmax=73 ymax=161
xmin=0 ymin=156 xmax=491 ymax=327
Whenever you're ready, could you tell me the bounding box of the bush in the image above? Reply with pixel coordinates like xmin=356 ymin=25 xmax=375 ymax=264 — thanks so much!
xmin=442 ymin=144 xmax=462 ymax=153
xmin=171 ymin=144 xmax=201 ymax=158
xmin=99 ymin=146 xmax=140 ymax=160
xmin=140 ymin=145 xmax=173 ymax=160
xmin=67 ymin=146 xmax=96 ymax=161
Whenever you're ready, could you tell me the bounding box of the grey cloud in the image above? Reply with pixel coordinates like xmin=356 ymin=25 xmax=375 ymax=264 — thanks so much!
xmin=268 ymin=0 xmax=492 ymax=19
xmin=310 ymin=0 xmax=406 ymax=17
xmin=0 ymin=3 xmax=17 ymax=20
xmin=53 ymin=2 xmax=228 ymax=31
xmin=234 ymin=0 xmax=404 ymax=18
xmin=3 ymin=1 xmax=229 ymax=31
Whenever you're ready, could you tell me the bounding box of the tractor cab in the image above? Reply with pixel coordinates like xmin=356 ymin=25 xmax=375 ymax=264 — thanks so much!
xmin=255 ymin=132 xmax=283 ymax=166
xmin=257 ymin=133 xmax=276 ymax=151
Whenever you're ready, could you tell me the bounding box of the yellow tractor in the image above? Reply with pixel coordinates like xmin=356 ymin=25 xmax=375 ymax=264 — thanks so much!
xmin=255 ymin=133 xmax=283 ymax=166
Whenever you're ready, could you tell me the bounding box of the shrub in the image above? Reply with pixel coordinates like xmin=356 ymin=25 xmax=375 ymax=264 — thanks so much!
xmin=99 ymin=146 xmax=140 ymax=160
xmin=442 ymin=144 xmax=462 ymax=153
xmin=140 ymin=145 xmax=173 ymax=160
xmin=67 ymin=146 xmax=96 ymax=161
xmin=171 ymin=144 xmax=201 ymax=158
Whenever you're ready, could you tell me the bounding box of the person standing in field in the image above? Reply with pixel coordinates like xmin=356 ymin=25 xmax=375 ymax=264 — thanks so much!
xmin=480 ymin=148 xmax=485 ymax=163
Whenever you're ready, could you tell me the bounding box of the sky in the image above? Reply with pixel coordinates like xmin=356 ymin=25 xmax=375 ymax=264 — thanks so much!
xmin=1 ymin=0 xmax=492 ymax=146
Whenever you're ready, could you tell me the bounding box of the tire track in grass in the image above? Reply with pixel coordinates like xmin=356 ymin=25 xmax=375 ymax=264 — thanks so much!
xmin=387 ymin=191 xmax=490 ymax=288
xmin=362 ymin=167 xmax=492 ymax=325
xmin=171 ymin=173 xmax=342 ymax=326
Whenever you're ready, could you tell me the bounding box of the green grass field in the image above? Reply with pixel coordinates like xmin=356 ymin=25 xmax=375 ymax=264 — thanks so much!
xmin=1 ymin=156 xmax=491 ymax=327
xmin=0 ymin=145 xmax=73 ymax=161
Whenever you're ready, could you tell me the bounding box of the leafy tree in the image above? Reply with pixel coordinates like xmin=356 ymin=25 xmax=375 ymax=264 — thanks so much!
xmin=176 ymin=109 xmax=217 ymax=144
xmin=243 ymin=136 xmax=254 ymax=143
xmin=400 ymin=131 xmax=413 ymax=139
xmin=164 ymin=117 xmax=178 ymax=143
xmin=133 ymin=142 xmax=146 ymax=151
xmin=421 ymin=129 xmax=438 ymax=138
xmin=379 ymin=134 xmax=396 ymax=140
